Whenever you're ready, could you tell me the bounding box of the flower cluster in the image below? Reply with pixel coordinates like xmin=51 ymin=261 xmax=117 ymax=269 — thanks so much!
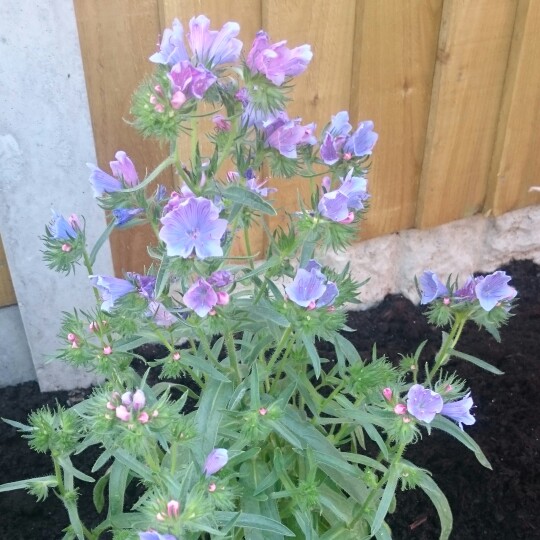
xmin=107 ymin=389 xmax=155 ymax=425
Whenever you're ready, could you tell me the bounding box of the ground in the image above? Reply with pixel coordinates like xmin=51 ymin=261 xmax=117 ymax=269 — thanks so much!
xmin=1 ymin=259 xmax=538 ymax=539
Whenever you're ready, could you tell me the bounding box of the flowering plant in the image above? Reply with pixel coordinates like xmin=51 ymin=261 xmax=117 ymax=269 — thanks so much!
xmin=1 ymin=15 xmax=517 ymax=540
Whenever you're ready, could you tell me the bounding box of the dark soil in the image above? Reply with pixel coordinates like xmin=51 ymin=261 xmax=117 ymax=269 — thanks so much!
xmin=1 ymin=259 xmax=539 ymax=540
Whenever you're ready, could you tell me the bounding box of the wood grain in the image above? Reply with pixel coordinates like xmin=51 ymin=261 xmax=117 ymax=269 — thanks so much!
xmin=416 ymin=0 xmax=518 ymax=229
xmin=485 ymin=0 xmax=540 ymax=215
xmin=351 ymin=0 xmax=443 ymax=239
xmin=0 ymin=236 xmax=16 ymax=307
xmin=74 ymin=0 xmax=175 ymax=275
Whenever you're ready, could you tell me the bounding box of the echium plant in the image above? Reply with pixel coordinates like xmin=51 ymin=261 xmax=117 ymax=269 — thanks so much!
xmin=1 ymin=15 xmax=517 ymax=540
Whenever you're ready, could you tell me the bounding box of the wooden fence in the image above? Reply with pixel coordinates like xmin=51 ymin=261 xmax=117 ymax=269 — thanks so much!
xmin=2 ymin=0 xmax=539 ymax=307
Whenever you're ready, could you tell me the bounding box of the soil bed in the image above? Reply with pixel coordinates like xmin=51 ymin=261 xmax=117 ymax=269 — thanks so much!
xmin=1 ymin=259 xmax=538 ymax=539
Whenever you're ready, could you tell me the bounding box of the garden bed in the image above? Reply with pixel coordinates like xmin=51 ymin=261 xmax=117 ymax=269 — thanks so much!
xmin=1 ymin=259 xmax=538 ymax=539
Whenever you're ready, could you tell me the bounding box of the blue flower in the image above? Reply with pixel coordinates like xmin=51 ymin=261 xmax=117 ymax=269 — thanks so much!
xmin=47 ymin=210 xmax=78 ymax=240
xmin=87 ymin=151 xmax=139 ymax=197
xmin=343 ymin=120 xmax=378 ymax=157
xmin=285 ymin=260 xmax=338 ymax=308
xmin=159 ymin=197 xmax=228 ymax=259
xmin=418 ymin=271 xmax=449 ymax=304
xmin=89 ymin=275 xmax=137 ymax=312
xmin=113 ymin=208 xmax=144 ymax=226
xmin=474 ymin=271 xmax=517 ymax=311
xmin=441 ymin=393 xmax=475 ymax=429
xmin=149 ymin=18 xmax=189 ymax=66
xmin=139 ymin=531 xmax=177 ymax=540
xmin=204 ymin=448 xmax=229 ymax=477
xmin=183 ymin=278 xmax=218 ymax=317
xmin=406 ymin=384 xmax=443 ymax=423
xmin=318 ymin=170 xmax=369 ymax=222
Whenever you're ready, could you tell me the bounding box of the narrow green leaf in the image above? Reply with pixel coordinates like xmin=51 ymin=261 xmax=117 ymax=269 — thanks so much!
xmin=431 ymin=416 xmax=492 ymax=469
xmin=370 ymin=464 xmax=400 ymax=536
xmin=93 ymin=473 xmax=109 ymax=513
xmin=112 ymin=450 xmax=153 ymax=481
xmin=64 ymin=499 xmax=85 ymax=540
xmin=183 ymin=352 xmax=230 ymax=382
xmin=224 ymin=185 xmax=277 ymax=215
xmin=108 ymin=459 xmax=129 ymax=517
xmin=0 ymin=475 xmax=57 ymax=493
xmin=216 ymin=512 xmax=295 ymax=536
xmin=246 ymin=304 xmax=290 ymax=327
xmin=302 ymin=334 xmax=321 ymax=379
xmin=89 ymin=218 xmax=116 ymax=266
xmin=91 ymin=450 xmax=113 ymax=473
xmin=2 ymin=417 xmax=33 ymax=432
xmin=449 ymin=348 xmax=504 ymax=375
xmin=58 ymin=456 xmax=94 ymax=483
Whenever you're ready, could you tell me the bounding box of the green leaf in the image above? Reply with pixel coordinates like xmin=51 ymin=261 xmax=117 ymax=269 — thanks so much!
xmin=408 ymin=462 xmax=453 ymax=540
xmin=91 ymin=450 xmax=113 ymax=473
xmin=216 ymin=512 xmax=295 ymax=536
xmin=431 ymin=416 xmax=491 ymax=468
xmin=0 ymin=475 xmax=57 ymax=493
xmin=245 ymin=303 xmax=290 ymax=327
xmin=2 ymin=417 xmax=33 ymax=432
xmin=224 ymin=185 xmax=277 ymax=215
xmin=333 ymin=333 xmax=362 ymax=364
xmin=237 ymin=256 xmax=281 ymax=282
xmin=449 ymin=348 xmax=504 ymax=375
xmin=93 ymin=473 xmax=109 ymax=513
xmin=108 ymin=458 xmax=129 ymax=518
xmin=58 ymin=456 xmax=95 ymax=483
xmin=195 ymin=379 xmax=233 ymax=456
xmin=370 ymin=463 xmax=400 ymax=536
xmin=64 ymin=499 xmax=85 ymax=540
xmin=112 ymin=450 xmax=154 ymax=481
xmin=183 ymin=352 xmax=230 ymax=382
xmin=89 ymin=218 xmax=116 ymax=266
xmin=302 ymin=334 xmax=321 ymax=379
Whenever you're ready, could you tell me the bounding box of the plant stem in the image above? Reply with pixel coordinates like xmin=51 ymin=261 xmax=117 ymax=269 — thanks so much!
xmin=225 ymin=330 xmax=242 ymax=384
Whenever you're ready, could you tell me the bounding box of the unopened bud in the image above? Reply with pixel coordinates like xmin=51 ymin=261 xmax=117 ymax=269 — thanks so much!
xmin=138 ymin=411 xmax=149 ymax=424
xmin=170 ymin=90 xmax=186 ymax=110
xmin=172 ymin=352 xmax=181 ymax=361
xmin=132 ymin=389 xmax=146 ymax=410
xmin=115 ymin=405 xmax=130 ymax=422
xmin=67 ymin=333 xmax=76 ymax=342
xmin=443 ymin=297 xmax=450 ymax=305
xmin=89 ymin=321 xmax=98 ymax=332
xmin=103 ymin=346 xmax=112 ymax=355
xmin=394 ymin=403 xmax=407 ymax=415
xmin=61 ymin=243 xmax=72 ymax=252
xmin=339 ymin=212 xmax=355 ymax=224
xmin=258 ymin=407 xmax=268 ymax=416
xmin=208 ymin=482 xmax=217 ymax=492
xmin=154 ymin=103 xmax=165 ymax=113
xmin=403 ymin=416 xmax=411 ymax=423
xmin=382 ymin=388 xmax=393 ymax=401
xmin=156 ymin=512 xmax=166 ymax=521
xmin=216 ymin=291 xmax=230 ymax=306
xmin=167 ymin=500 xmax=180 ymax=518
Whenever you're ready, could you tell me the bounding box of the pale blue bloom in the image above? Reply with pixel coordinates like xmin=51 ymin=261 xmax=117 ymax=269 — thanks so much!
xmin=406 ymin=384 xmax=443 ymax=423
xmin=48 ymin=210 xmax=78 ymax=240
xmin=204 ymin=448 xmax=229 ymax=476
xmin=441 ymin=393 xmax=475 ymax=429
xmin=418 ymin=271 xmax=449 ymax=304
xmin=285 ymin=261 xmax=338 ymax=308
xmin=183 ymin=278 xmax=218 ymax=317
xmin=149 ymin=18 xmax=189 ymax=65
xmin=159 ymin=197 xmax=227 ymax=259
xmin=475 ymin=271 xmax=517 ymax=311
xmin=89 ymin=275 xmax=136 ymax=312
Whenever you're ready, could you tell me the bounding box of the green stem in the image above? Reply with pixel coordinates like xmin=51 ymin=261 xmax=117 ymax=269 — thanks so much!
xmin=269 ymin=337 xmax=295 ymax=394
xmin=243 ymin=226 xmax=255 ymax=269
xmin=215 ymin=115 xmax=239 ymax=172
xmin=428 ymin=314 xmax=468 ymax=381
xmin=225 ymin=330 xmax=242 ymax=384
xmin=122 ymin=154 xmax=175 ymax=194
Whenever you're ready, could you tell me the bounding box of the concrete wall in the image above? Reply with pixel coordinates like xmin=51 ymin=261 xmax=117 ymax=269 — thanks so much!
xmin=0 ymin=2 xmax=114 ymax=390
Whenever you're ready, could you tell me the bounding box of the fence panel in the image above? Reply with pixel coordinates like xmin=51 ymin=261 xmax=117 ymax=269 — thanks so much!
xmin=0 ymin=236 xmax=16 ymax=308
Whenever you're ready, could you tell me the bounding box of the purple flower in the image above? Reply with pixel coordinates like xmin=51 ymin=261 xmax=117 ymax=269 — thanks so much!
xmin=454 ymin=276 xmax=476 ymax=302
xmin=113 ymin=208 xmax=144 ymax=226
xmin=418 ymin=271 xmax=449 ymax=304
xmin=441 ymin=393 xmax=475 ymax=429
xmin=184 ymin=278 xmax=218 ymax=317
xmin=89 ymin=275 xmax=137 ymax=312
xmin=285 ymin=261 xmax=338 ymax=308
xmin=318 ymin=170 xmax=369 ymax=222
xmin=139 ymin=531 xmax=177 ymax=540
xmin=150 ymin=18 xmax=189 ymax=66
xmin=188 ymin=15 xmax=242 ymax=68
xmin=168 ymin=60 xmax=217 ymax=100
xmin=343 ymin=120 xmax=378 ymax=157
xmin=246 ymin=30 xmax=312 ymax=86
xmin=159 ymin=197 xmax=228 ymax=259
xmin=246 ymin=177 xmax=277 ymax=197
xmin=48 ymin=210 xmax=78 ymax=240
xmin=109 ymin=151 xmax=139 ymax=187
xmin=263 ymin=112 xmax=316 ymax=159
xmin=406 ymin=384 xmax=443 ymax=423
xmin=146 ymin=301 xmax=176 ymax=327
xmin=131 ymin=389 xmax=146 ymax=411
xmin=88 ymin=151 xmax=139 ymax=197
xmin=207 ymin=270 xmax=232 ymax=288
xmin=204 ymin=448 xmax=229 ymax=477
xmin=474 ymin=271 xmax=517 ymax=311
xmin=319 ymin=112 xmax=377 ymax=164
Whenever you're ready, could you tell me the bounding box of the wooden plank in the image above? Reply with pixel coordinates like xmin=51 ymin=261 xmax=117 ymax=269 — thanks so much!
xmin=350 ymin=0 xmax=443 ymax=239
xmin=74 ymin=0 xmax=175 ymax=275
xmin=485 ymin=0 xmax=540 ymax=215
xmin=158 ymin=0 xmax=265 ymax=258
xmin=416 ymin=0 xmax=518 ymax=229
xmin=0 ymin=236 xmax=16 ymax=307
xmin=262 ymin=0 xmax=357 ymax=230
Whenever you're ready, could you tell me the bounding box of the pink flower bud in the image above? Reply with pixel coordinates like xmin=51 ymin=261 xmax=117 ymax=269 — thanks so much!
xmin=208 ymin=482 xmax=217 ymax=492
xmin=132 ymin=389 xmax=146 ymax=411
xmin=394 ymin=403 xmax=407 ymax=415
xmin=154 ymin=103 xmax=165 ymax=113
xmin=154 ymin=84 xmax=163 ymax=95
xmin=216 ymin=291 xmax=230 ymax=306
xmin=115 ymin=405 xmax=130 ymax=422
xmin=170 ymin=90 xmax=186 ymax=110
xmin=89 ymin=321 xmax=98 ymax=332
xmin=121 ymin=391 xmax=132 ymax=406
xmin=69 ymin=214 xmax=81 ymax=229
xmin=382 ymin=388 xmax=393 ymax=401
xmin=62 ymin=243 xmax=72 ymax=252
xmin=138 ymin=411 xmax=150 ymax=424
xmin=343 ymin=152 xmax=352 ymax=161
xmin=443 ymin=297 xmax=450 ymax=305
xmin=307 ymin=301 xmax=316 ymax=310
xmin=103 ymin=346 xmax=112 ymax=355
xmin=339 ymin=212 xmax=355 ymax=224
xmin=259 ymin=407 xmax=268 ymax=416
xmin=212 ymin=114 xmax=231 ymax=132
xmin=67 ymin=333 xmax=76 ymax=342
xmin=403 ymin=416 xmax=411 ymax=423
xmin=444 ymin=384 xmax=453 ymax=393
xmin=149 ymin=94 xmax=158 ymax=105
xmin=71 ymin=341 xmax=79 ymax=349
xmin=172 ymin=352 xmax=181 ymax=361
xmin=106 ymin=401 xmax=116 ymax=410
xmin=209 ymin=309 xmax=217 ymax=316
xmin=167 ymin=500 xmax=180 ymax=518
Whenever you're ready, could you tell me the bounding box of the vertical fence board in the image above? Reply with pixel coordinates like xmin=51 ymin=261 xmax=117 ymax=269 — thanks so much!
xmin=0 ymin=236 xmax=16 ymax=307
xmin=351 ymin=0 xmax=443 ymax=239
xmin=262 ymin=0 xmax=357 ymax=230
xmin=485 ymin=0 xmax=540 ymax=214
xmin=416 ymin=0 xmax=518 ymax=229
xmin=74 ymin=0 xmax=174 ymax=275
xmin=158 ymin=0 xmax=265 ymax=257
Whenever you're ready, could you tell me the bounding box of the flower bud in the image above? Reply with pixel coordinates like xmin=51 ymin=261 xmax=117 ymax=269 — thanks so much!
xmin=216 ymin=291 xmax=230 ymax=306
xmin=138 ymin=411 xmax=150 ymax=424
xmin=132 ymin=389 xmax=146 ymax=411
xmin=204 ymin=448 xmax=229 ymax=477
xmin=103 ymin=346 xmax=112 ymax=355
xmin=62 ymin=243 xmax=72 ymax=252
xmin=167 ymin=499 xmax=180 ymax=518
xmin=394 ymin=403 xmax=407 ymax=415
xmin=382 ymin=388 xmax=393 ymax=401
xmin=67 ymin=333 xmax=76 ymax=342
xmin=121 ymin=391 xmax=132 ymax=406
xmin=258 ymin=407 xmax=268 ymax=416
xmin=208 ymin=482 xmax=217 ymax=492
xmin=115 ymin=405 xmax=130 ymax=422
